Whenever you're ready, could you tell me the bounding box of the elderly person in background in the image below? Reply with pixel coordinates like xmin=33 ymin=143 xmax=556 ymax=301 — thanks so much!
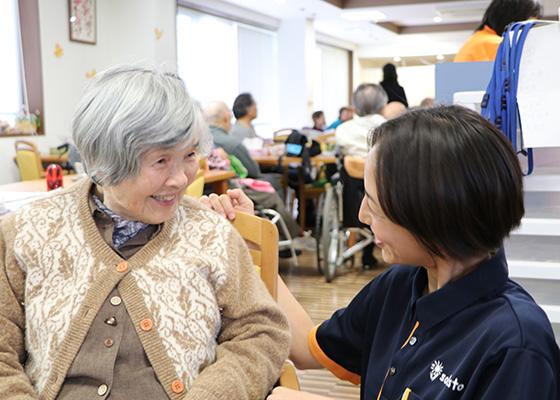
xmin=231 ymin=93 xmax=259 ymax=141
xmin=0 ymin=65 xmax=289 ymax=400
xmin=335 ymin=83 xmax=388 ymax=268
xmin=327 ymin=106 xmax=353 ymax=130
xmin=204 ymin=100 xmax=301 ymax=239
xmin=335 ymin=83 xmax=387 ymax=159
xmin=311 ymin=111 xmax=326 ymax=131
xmin=381 ymin=101 xmax=407 ymax=120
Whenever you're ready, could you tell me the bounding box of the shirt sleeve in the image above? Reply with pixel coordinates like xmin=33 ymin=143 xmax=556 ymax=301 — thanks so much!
xmin=233 ymin=144 xmax=261 ymax=179
xmin=308 ymin=274 xmax=385 ymax=385
xmin=474 ymin=348 xmax=558 ymax=399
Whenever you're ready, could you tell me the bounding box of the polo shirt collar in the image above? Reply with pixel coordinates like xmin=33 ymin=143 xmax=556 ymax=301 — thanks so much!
xmin=411 ymin=248 xmax=509 ymax=331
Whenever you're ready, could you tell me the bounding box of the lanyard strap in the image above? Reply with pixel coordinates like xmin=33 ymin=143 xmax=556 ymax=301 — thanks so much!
xmin=481 ymin=21 xmax=536 ymax=175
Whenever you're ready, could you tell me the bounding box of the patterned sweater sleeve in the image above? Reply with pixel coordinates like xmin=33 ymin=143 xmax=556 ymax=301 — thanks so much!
xmin=184 ymin=227 xmax=290 ymax=400
xmin=0 ymin=215 xmax=39 ymax=399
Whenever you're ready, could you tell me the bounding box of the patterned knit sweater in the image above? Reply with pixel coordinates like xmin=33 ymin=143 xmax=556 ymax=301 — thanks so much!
xmin=0 ymin=179 xmax=290 ymax=400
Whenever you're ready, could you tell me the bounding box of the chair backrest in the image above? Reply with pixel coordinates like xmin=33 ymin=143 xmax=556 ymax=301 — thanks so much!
xmin=272 ymin=128 xmax=293 ymax=143
xmin=14 ymin=140 xmax=43 ymax=181
xmin=232 ymin=211 xmax=279 ymax=299
xmin=185 ymin=169 xmax=205 ymax=198
xmin=343 ymin=156 xmax=365 ymax=180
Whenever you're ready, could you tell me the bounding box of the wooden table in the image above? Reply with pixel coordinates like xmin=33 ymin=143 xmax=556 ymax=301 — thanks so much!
xmin=253 ymin=154 xmax=337 ymax=229
xmin=41 ymin=154 xmax=69 ymax=164
xmin=203 ymin=169 xmax=235 ymax=194
xmin=0 ymin=170 xmax=235 ymax=194
xmin=253 ymin=154 xmax=336 ymax=167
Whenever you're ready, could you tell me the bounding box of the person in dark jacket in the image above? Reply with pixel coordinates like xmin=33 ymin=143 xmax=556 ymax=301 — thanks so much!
xmin=379 ymin=63 xmax=408 ymax=108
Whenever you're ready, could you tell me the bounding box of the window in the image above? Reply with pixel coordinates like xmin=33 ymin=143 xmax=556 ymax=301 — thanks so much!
xmin=0 ymin=0 xmax=24 ymax=131
xmin=177 ymin=7 xmax=279 ymax=137
xmin=313 ymin=44 xmax=351 ymax=126
xmin=0 ymin=0 xmax=43 ymax=136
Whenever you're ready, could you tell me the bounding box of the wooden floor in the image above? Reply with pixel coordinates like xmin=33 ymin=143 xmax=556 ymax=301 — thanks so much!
xmin=280 ymin=247 xmax=387 ymax=399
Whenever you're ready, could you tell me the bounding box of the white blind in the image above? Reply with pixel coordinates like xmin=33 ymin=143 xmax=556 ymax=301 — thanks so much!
xmin=176 ymin=7 xmax=279 ymax=138
xmin=313 ymin=44 xmax=350 ymax=125
xmin=177 ymin=8 xmax=238 ymax=109
xmin=237 ymin=25 xmax=278 ymax=137
xmin=0 ymin=0 xmax=24 ymax=124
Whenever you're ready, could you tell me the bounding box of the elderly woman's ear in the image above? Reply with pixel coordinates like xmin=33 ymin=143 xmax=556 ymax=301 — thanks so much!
xmin=200 ymin=189 xmax=255 ymax=220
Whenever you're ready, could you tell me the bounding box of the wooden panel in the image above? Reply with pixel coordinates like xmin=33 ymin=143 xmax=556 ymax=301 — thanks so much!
xmin=18 ymin=0 xmax=45 ymax=134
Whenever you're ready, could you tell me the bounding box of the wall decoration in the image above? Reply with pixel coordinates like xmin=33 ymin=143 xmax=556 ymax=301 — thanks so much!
xmin=85 ymin=69 xmax=97 ymax=79
xmin=68 ymin=0 xmax=96 ymax=44
xmin=154 ymin=28 xmax=164 ymax=40
xmin=54 ymin=43 xmax=64 ymax=58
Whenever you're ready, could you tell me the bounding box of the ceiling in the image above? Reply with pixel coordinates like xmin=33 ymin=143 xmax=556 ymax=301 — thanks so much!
xmin=219 ymin=0 xmax=559 ymax=58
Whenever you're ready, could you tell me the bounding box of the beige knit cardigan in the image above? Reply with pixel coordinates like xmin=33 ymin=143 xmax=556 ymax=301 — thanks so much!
xmin=0 ymin=179 xmax=290 ymax=399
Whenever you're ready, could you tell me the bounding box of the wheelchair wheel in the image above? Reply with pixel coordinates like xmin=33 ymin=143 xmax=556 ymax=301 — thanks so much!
xmin=315 ymin=193 xmax=325 ymax=274
xmin=320 ymin=185 xmax=340 ymax=282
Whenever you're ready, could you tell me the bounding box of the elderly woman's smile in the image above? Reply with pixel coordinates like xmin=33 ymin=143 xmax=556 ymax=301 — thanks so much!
xmin=101 ymin=144 xmax=199 ymax=224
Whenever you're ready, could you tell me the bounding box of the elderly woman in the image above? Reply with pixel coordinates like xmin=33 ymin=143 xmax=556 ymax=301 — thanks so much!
xmin=208 ymin=106 xmax=560 ymax=399
xmin=0 ymin=65 xmax=289 ymax=400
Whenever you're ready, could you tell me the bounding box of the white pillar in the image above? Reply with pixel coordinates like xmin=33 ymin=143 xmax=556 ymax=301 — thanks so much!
xmin=277 ymin=18 xmax=316 ymax=128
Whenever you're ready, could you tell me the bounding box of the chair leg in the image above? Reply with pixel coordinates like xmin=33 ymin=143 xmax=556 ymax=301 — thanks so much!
xmin=299 ymin=193 xmax=306 ymax=230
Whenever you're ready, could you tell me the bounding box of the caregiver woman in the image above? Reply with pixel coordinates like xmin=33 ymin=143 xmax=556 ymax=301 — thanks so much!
xmin=207 ymin=106 xmax=560 ymax=400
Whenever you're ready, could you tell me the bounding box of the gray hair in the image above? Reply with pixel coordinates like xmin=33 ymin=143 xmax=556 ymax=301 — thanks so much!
xmin=353 ymin=83 xmax=388 ymax=117
xmin=203 ymin=101 xmax=229 ymax=126
xmin=72 ymin=64 xmax=211 ymax=186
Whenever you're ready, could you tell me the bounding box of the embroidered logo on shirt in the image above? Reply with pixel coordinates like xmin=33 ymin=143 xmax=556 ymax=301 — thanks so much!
xmin=429 ymin=360 xmax=465 ymax=392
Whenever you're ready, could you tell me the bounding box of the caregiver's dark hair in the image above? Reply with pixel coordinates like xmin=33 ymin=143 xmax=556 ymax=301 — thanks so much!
xmin=479 ymin=0 xmax=542 ymax=36
xmin=368 ymin=105 xmax=524 ymax=261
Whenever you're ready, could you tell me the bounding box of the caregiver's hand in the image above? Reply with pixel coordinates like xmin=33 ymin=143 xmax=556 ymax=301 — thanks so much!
xmin=200 ymin=189 xmax=254 ymax=220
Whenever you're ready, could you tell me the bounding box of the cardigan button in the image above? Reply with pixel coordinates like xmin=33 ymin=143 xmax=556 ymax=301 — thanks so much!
xmin=171 ymin=379 xmax=185 ymax=394
xmin=116 ymin=261 xmax=128 ymax=273
xmin=140 ymin=318 xmax=153 ymax=331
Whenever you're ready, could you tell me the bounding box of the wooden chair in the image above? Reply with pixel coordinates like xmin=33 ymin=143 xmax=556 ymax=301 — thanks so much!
xmin=185 ymin=170 xmax=205 ymax=198
xmin=14 ymin=140 xmax=44 ymax=181
xmin=231 ymin=211 xmax=300 ymax=390
xmin=343 ymin=156 xmax=365 ymax=179
xmin=272 ymin=128 xmax=293 ymax=143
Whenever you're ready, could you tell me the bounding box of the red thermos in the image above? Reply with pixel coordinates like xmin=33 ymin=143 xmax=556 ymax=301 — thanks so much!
xmin=46 ymin=164 xmax=63 ymax=191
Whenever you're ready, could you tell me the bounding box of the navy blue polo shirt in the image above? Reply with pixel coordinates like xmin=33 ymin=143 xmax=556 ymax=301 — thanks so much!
xmin=309 ymin=249 xmax=560 ymax=399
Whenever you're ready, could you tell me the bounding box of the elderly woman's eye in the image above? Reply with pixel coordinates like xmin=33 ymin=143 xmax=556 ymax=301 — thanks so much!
xmin=155 ymin=158 xmax=166 ymax=165
xmin=185 ymin=152 xmax=196 ymax=160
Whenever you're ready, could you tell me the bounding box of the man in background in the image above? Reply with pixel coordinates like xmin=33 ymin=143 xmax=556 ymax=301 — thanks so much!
xmin=230 ymin=93 xmax=259 ymax=141
xmin=327 ymin=106 xmax=353 ymax=130
xmin=335 ymin=83 xmax=387 ymax=158
xmin=204 ymin=101 xmax=301 ymax=240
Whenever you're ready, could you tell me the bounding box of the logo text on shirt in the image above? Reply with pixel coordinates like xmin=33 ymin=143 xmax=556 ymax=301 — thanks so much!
xmin=429 ymin=360 xmax=465 ymax=392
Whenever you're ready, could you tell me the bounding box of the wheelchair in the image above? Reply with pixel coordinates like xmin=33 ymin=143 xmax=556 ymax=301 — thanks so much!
xmin=315 ymin=155 xmax=375 ymax=282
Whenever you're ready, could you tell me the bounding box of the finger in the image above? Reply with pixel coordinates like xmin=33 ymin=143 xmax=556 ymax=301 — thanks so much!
xmin=208 ymin=193 xmax=226 ymax=217
xmin=199 ymin=195 xmax=211 ymax=209
xmin=219 ymin=194 xmax=236 ymax=220
xmin=227 ymin=189 xmax=254 ymax=210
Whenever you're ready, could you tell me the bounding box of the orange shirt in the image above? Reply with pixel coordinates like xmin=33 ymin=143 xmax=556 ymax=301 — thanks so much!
xmin=454 ymin=26 xmax=502 ymax=62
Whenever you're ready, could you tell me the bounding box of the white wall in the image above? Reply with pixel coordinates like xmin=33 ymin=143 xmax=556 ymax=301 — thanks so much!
xmin=0 ymin=0 xmax=176 ymax=184
xmin=360 ymin=64 xmax=436 ymax=108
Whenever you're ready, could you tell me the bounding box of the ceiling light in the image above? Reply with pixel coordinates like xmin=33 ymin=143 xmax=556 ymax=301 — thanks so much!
xmin=436 ymin=54 xmax=445 ymax=61
xmin=433 ymin=16 xmax=443 ymax=23
xmin=393 ymin=56 xmax=402 ymax=62
xmin=341 ymin=10 xmax=387 ymax=22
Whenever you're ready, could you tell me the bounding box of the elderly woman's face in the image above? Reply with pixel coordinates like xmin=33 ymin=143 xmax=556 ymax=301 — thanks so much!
xmin=102 ymin=143 xmax=199 ymax=224
xmin=359 ymin=149 xmax=434 ymax=267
